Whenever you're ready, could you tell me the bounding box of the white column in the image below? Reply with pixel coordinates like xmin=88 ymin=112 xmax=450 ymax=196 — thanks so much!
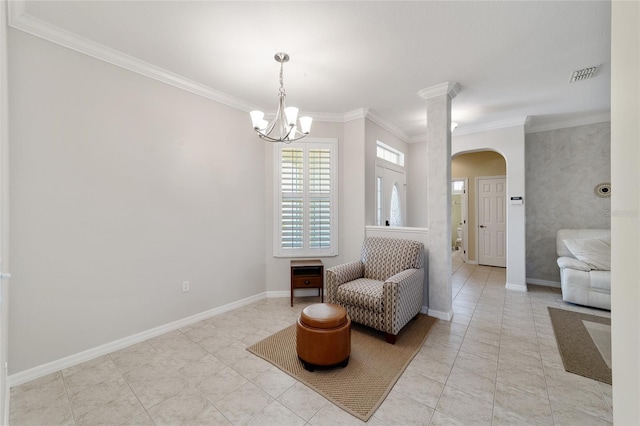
xmin=418 ymin=82 xmax=460 ymax=320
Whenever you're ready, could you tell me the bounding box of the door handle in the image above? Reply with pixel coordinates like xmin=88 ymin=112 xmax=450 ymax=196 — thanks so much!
xmin=479 ymin=225 xmax=486 ymax=228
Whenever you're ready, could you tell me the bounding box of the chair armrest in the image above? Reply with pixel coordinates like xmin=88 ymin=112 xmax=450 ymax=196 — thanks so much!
xmin=326 ymin=261 xmax=365 ymax=303
xmin=383 ymin=268 xmax=424 ymax=334
xmin=557 ymin=256 xmax=591 ymax=272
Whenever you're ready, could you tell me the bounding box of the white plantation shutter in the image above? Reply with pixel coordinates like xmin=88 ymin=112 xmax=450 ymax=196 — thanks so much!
xmin=309 ymin=149 xmax=331 ymax=249
xmin=275 ymin=139 xmax=338 ymax=257
xmin=281 ymin=149 xmax=304 ymax=249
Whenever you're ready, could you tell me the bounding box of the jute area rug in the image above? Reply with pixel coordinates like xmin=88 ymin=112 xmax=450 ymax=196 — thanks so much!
xmin=247 ymin=314 xmax=437 ymax=421
xmin=548 ymin=307 xmax=611 ymax=385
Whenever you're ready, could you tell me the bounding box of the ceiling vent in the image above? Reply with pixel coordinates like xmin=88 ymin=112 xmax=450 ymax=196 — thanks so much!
xmin=569 ymin=66 xmax=598 ymax=83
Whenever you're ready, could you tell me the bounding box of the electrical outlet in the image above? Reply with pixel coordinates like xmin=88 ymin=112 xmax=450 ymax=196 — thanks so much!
xmin=182 ymin=281 xmax=190 ymax=293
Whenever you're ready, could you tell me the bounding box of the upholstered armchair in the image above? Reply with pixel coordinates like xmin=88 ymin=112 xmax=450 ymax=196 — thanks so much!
xmin=326 ymin=237 xmax=425 ymax=344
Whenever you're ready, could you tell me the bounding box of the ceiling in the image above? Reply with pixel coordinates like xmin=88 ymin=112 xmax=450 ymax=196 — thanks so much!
xmin=13 ymin=1 xmax=612 ymax=141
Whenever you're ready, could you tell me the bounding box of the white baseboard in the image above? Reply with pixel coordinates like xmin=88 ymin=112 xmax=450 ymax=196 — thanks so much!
xmin=8 ymin=292 xmax=267 ymax=388
xmin=505 ymin=282 xmax=528 ymax=292
xmin=427 ymin=308 xmax=453 ymax=321
xmin=526 ymin=278 xmax=561 ymax=288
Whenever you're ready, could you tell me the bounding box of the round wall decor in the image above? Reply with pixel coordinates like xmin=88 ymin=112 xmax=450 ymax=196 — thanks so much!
xmin=594 ymin=182 xmax=611 ymax=198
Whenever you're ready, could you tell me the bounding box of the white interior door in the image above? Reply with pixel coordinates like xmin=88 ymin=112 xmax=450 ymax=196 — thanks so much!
xmin=375 ymin=163 xmax=406 ymax=227
xmin=478 ymin=176 xmax=506 ymax=267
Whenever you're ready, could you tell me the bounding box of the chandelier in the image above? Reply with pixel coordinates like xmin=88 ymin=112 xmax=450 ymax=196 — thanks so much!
xmin=250 ymin=52 xmax=312 ymax=143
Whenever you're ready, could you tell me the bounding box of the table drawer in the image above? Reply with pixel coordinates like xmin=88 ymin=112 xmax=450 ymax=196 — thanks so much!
xmin=292 ymin=276 xmax=323 ymax=289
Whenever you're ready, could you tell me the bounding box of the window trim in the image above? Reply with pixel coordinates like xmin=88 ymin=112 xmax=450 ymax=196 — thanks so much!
xmin=273 ymin=138 xmax=339 ymax=258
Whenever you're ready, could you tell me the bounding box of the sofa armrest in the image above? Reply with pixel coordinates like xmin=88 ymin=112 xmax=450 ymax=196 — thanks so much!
xmin=557 ymin=256 xmax=592 ymax=272
xmin=326 ymin=261 xmax=365 ymax=303
xmin=383 ymin=268 xmax=424 ymax=334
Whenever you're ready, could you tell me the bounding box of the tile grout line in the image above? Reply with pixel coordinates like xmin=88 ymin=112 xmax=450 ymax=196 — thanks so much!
xmin=430 ymin=263 xmax=470 ymax=426
xmin=529 ymin=285 xmax=557 ymax=425
xmin=491 ymin=272 xmax=507 ymax=426
xmin=106 ymin=350 xmax=154 ymax=423
xmin=58 ymin=370 xmax=78 ymax=426
xmin=435 ymin=264 xmax=492 ymax=425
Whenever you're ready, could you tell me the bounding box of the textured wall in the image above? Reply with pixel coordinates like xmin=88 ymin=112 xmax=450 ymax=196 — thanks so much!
xmin=525 ymin=122 xmax=611 ymax=283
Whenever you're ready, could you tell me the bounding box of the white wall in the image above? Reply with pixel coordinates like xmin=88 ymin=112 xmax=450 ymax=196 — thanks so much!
xmin=0 ymin=0 xmax=9 ymax=421
xmin=611 ymin=1 xmax=640 ymax=423
xmin=452 ymin=125 xmax=526 ymax=290
xmin=8 ymin=30 xmax=266 ymax=374
xmin=407 ymin=141 xmax=428 ymax=228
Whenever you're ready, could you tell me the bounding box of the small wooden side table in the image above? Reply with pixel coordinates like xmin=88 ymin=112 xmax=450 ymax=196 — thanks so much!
xmin=290 ymin=259 xmax=324 ymax=307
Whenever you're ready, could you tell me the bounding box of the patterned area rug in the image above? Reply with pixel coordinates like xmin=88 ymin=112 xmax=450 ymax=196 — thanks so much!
xmin=548 ymin=307 xmax=611 ymax=384
xmin=246 ymin=314 xmax=437 ymax=421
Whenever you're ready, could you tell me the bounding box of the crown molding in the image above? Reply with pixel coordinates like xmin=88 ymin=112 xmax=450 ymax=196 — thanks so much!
xmin=454 ymin=116 xmax=530 ymax=136
xmin=340 ymin=108 xmax=410 ymax=142
xmin=343 ymin=108 xmax=370 ymax=122
xmin=417 ymin=81 xmax=461 ymax=100
xmin=310 ymin=111 xmax=351 ymax=123
xmin=11 ymin=3 xmax=606 ymax=141
xmin=7 ymin=3 xmax=407 ymax=136
xmin=526 ymin=111 xmax=610 ymax=133
xmin=364 ymin=109 xmax=411 ymax=142
xmin=8 ymin=1 xmax=258 ymax=113
xmin=409 ymin=134 xmax=428 ymax=143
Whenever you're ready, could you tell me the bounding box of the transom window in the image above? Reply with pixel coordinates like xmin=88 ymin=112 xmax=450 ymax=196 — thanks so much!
xmin=275 ymin=139 xmax=338 ymax=257
xmin=376 ymin=141 xmax=405 ymax=166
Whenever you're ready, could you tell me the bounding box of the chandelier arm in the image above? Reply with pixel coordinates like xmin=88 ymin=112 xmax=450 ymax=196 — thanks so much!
xmin=255 ymin=130 xmax=286 ymax=143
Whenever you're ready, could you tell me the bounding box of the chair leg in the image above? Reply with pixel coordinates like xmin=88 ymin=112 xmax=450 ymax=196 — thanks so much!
xmin=385 ymin=333 xmax=397 ymax=344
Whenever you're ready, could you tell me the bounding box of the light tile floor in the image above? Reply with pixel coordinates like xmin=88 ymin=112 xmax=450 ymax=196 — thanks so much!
xmin=10 ymin=254 xmax=613 ymax=425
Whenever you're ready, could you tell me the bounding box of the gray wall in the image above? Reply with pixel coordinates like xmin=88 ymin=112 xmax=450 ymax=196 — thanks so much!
xmin=525 ymin=122 xmax=611 ymax=283
xmin=9 ymin=29 xmax=267 ymax=373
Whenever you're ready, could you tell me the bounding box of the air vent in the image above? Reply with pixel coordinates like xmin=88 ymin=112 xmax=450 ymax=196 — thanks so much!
xmin=569 ymin=66 xmax=598 ymax=83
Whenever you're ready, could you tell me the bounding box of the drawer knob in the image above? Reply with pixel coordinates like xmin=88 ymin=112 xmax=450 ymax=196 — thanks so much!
xmin=305 ymin=280 xmax=310 ymax=285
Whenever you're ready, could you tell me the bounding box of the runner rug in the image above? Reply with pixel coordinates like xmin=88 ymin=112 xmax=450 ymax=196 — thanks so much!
xmin=548 ymin=307 xmax=611 ymax=385
xmin=246 ymin=314 xmax=437 ymax=421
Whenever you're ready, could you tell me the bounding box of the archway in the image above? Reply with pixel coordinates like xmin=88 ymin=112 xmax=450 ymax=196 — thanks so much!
xmin=452 ymin=125 xmax=527 ymax=291
xmin=452 ymin=150 xmax=507 ymax=267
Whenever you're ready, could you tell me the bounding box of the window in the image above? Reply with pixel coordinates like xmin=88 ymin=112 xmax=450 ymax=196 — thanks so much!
xmin=376 ymin=141 xmax=405 ymax=166
xmin=275 ymin=139 xmax=338 ymax=257
xmin=452 ymin=180 xmax=465 ymax=194
xmin=376 ymin=176 xmax=383 ymax=226
xmin=390 ymin=183 xmax=402 ymax=226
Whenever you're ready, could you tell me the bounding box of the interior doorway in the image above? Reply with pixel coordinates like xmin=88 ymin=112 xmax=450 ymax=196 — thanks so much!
xmin=451 ymin=178 xmax=468 ymax=262
xmin=451 ymin=150 xmax=507 ymax=265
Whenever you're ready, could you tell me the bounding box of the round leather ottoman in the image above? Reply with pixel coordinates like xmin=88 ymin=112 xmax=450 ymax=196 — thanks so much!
xmin=296 ymin=303 xmax=351 ymax=371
